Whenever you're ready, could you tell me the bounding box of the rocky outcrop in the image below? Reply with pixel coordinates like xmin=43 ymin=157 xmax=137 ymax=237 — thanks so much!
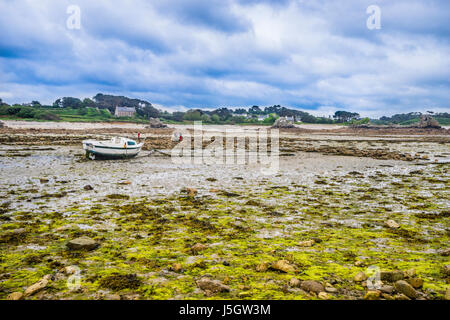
xmin=271 ymin=117 xmax=294 ymax=128
xmin=147 ymin=118 xmax=168 ymax=128
xmin=418 ymin=115 xmax=441 ymax=128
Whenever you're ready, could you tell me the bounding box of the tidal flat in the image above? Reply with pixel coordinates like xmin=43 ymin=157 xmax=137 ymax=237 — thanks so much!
xmin=0 ymin=124 xmax=449 ymax=300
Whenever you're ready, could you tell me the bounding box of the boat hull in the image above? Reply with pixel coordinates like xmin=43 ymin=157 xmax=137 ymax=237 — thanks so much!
xmin=83 ymin=142 xmax=142 ymax=159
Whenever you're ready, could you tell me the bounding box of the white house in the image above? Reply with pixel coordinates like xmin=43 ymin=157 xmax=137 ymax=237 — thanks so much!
xmin=114 ymin=106 xmax=136 ymax=117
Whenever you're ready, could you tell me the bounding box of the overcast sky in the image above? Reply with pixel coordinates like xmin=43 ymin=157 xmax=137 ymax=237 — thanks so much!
xmin=0 ymin=0 xmax=449 ymax=117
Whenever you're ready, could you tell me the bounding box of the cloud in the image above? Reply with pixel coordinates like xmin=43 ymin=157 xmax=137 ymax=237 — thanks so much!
xmin=0 ymin=0 xmax=449 ymax=117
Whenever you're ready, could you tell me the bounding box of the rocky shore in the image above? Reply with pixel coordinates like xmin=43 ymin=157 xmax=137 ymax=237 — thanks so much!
xmin=0 ymin=122 xmax=448 ymax=300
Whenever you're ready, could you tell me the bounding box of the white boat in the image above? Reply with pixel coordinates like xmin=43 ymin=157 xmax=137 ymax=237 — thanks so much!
xmin=82 ymin=137 xmax=144 ymax=160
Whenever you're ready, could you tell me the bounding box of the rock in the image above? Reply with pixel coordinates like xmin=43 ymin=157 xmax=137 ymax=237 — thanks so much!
xmin=438 ymin=248 xmax=450 ymax=256
xmin=67 ymin=236 xmax=99 ymax=251
xmin=64 ymin=265 xmax=79 ymax=275
xmin=191 ymin=243 xmax=207 ymax=254
xmin=394 ymin=293 xmax=411 ymax=300
xmin=380 ymin=270 xmax=404 ymax=282
xmin=395 ymin=280 xmax=418 ymax=299
xmin=0 ymin=121 xmax=4 ymax=128
xmin=445 ymin=288 xmax=450 ymax=300
xmin=418 ymin=115 xmax=441 ymax=129
xmin=256 ymin=262 xmax=269 ymax=272
xmin=300 ymin=280 xmax=324 ymax=294
xmin=354 ymin=272 xmax=368 ymax=282
xmin=298 ymin=240 xmax=315 ymax=247
xmin=148 ymin=118 xmax=168 ymax=128
xmin=196 ymin=277 xmax=230 ymax=294
xmin=271 ymin=117 xmax=295 ymax=129
xmin=289 ymin=278 xmax=301 ymax=288
xmin=380 ymin=285 xmax=394 ymax=294
xmin=271 ymin=260 xmax=296 ymax=273
xmin=83 ymin=185 xmax=94 ymax=191
xmin=7 ymin=292 xmax=24 ymax=300
xmin=325 ymin=286 xmax=338 ymax=293
xmin=24 ymin=275 xmax=51 ymax=297
xmin=408 ymin=278 xmax=423 ymax=289
xmin=403 ymin=268 xmax=416 ymax=278
xmin=384 ymin=219 xmax=400 ymax=229
xmin=364 ymin=290 xmax=381 ymax=300
xmin=442 ymin=265 xmax=450 ymax=276
xmin=318 ymin=292 xmax=331 ymax=299
xmin=382 ymin=293 xmax=394 ymax=300
xmin=170 ymin=263 xmax=183 ymax=272
xmin=106 ymin=294 xmax=121 ymax=300
xmin=185 ymin=188 xmax=198 ymax=197
xmin=0 ymin=228 xmax=27 ymax=243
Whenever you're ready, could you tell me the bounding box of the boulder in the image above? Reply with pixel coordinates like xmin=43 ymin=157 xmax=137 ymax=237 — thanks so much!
xmin=364 ymin=290 xmax=381 ymax=300
xmin=271 ymin=260 xmax=296 ymax=273
xmin=67 ymin=236 xmax=99 ymax=251
xmin=394 ymin=280 xmax=418 ymax=299
xmin=408 ymin=278 xmax=423 ymax=289
xmin=271 ymin=117 xmax=294 ymax=129
xmin=289 ymin=277 xmax=301 ymax=288
xmin=418 ymin=115 xmax=441 ymax=129
xmin=380 ymin=270 xmax=404 ymax=282
xmin=354 ymin=272 xmax=368 ymax=282
xmin=147 ymin=118 xmax=168 ymax=128
xmin=24 ymin=275 xmax=51 ymax=297
xmin=196 ymin=277 xmax=230 ymax=294
xmin=300 ymin=280 xmax=324 ymax=294
xmin=7 ymin=292 xmax=24 ymax=300
xmin=0 ymin=121 xmax=4 ymax=129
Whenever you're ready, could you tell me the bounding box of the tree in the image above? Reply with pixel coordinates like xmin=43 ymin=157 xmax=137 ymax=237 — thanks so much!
xmin=54 ymin=97 xmax=83 ymax=108
xmin=184 ymin=110 xmax=203 ymax=121
xmin=172 ymin=112 xmax=185 ymax=122
xmin=82 ymin=98 xmax=97 ymax=108
xmin=211 ymin=114 xmax=220 ymax=123
xmin=333 ymin=111 xmax=360 ymax=123
xmin=137 ymin=105 xmax=159 ymax=119
xmin=249 ymin=105 xmax=262 ymax=114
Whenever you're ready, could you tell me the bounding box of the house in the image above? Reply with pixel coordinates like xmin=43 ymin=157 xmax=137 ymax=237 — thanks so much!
xmin=285 ymin=116 xmax=295 ymax=122
xmin=257 ymin=114 xmax=270 ymax=121
xmin=114 ymin=106 xmax=136 ymax=117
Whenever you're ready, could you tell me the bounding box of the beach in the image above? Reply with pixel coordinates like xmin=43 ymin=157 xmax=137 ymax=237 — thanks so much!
xmin=0 ymin=121 xmax=449 ymax=300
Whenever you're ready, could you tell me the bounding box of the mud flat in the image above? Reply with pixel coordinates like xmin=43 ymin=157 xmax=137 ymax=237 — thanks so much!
xmin=0 ymin=123 xmax=449 ymax=300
